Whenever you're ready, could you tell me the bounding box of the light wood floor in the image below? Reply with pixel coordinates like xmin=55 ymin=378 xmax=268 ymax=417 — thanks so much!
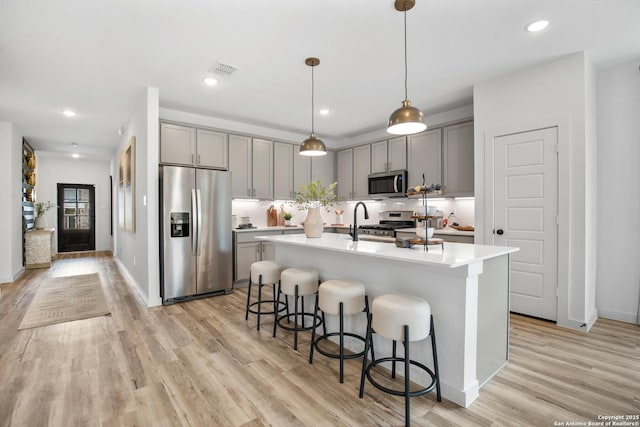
xmin=0 ymin=254 xmax=638 ymax=426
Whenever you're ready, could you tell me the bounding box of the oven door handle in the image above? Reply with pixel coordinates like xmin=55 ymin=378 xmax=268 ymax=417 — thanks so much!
xmin=393 ymin=174 xmax=399 ymax=193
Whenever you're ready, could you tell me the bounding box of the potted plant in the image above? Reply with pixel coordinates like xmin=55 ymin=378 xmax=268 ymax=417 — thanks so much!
xmin=283 ymin=211 xmax=293 ymax=226
xmin=290 ymin=180 xmax=338 ymax=237
xmin=34 ymin=201 xmax=57 ymax=230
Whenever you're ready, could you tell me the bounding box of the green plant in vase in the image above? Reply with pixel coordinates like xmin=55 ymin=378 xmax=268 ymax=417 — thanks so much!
xmin=34 ymin=200 xmax=57 ymax=229
xmin=290 ymin=180 xmax=339 ymax=237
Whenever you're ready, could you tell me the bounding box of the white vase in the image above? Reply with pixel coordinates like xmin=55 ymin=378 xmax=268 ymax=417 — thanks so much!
xmin=303 ymin=207 xmax=324 ymax=238
xmin=34 ymin=216 xmax=47 ymax=230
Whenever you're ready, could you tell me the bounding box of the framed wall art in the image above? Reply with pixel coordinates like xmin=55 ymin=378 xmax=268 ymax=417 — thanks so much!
xmin=118 ymin=136 xmax=135 ymax=232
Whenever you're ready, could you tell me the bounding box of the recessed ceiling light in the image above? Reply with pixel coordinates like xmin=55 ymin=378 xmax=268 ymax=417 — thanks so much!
xmin=62 ymin=109 xmax=77 ymax=117
xmin=319 ymin=108 xmax=330 ymax=115
xmin=203 ymin=77 xmax=218 ymax=86
xmin=71 ymin=142 xmax=78 ymax=148
xmin=526 ymin=20 xmax=549 ymax=32
xmin=72 ymin=153 xmax=80 ymax=158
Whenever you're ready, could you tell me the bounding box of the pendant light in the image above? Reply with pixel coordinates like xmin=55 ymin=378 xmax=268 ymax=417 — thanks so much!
xmin=387 ymin=0 xmax=427 ymax=135
xmin=300 ymin=57 xmax=327 ymax=156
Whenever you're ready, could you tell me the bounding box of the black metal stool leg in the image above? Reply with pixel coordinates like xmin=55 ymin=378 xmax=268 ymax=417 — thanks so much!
xmin=301 ymin=295 xmax=305 ymax=328
xmin=294 ymin=284 xmax=299 ymax=350
xmin=256 ymin=274 xmax=263 ymax=330
xmin=339 ymin=301 xmax=344 ymax=383
xmin=365 ymin=296 xmax=375 ymax=362
xmin=430 ymin=315 xmax=442 ymax=402
xmin=404 ymin=325 xmax=411 ymax=427
xmin=309 ymin=295 xmax=319 ymax=363
xmin=245 ymin=273 xmax=253 ymax=320
xmin=392 ymin=340 xmax=397 ymax=378
xmin=359 ymin=312 xmax=373 ymax=398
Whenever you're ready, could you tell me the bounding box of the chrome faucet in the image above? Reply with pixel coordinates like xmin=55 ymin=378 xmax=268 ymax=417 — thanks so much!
xmin=351 ymin=202 xmax=370 ymax=241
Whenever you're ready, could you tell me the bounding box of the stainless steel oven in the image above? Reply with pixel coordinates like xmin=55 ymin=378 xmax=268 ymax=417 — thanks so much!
xmin=368 ymin=170 xmax=407 ymax=198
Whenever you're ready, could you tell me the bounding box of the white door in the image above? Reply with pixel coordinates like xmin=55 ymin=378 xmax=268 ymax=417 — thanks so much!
xmin=493 ymin=127 xmax=558 ymax=321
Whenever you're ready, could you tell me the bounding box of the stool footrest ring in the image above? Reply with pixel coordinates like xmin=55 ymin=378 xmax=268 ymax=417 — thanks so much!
xmin=364 ymin=356 xmax=437 ymax=398
xmin=276 ymin=312 xmax=322 ymax=332
xmin=248 ymin=300 xmax=287 ymax=316
xmin=313 ymin=332 xmax=366 ymax=360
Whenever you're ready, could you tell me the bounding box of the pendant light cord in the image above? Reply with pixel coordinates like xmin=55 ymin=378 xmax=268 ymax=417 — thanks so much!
xmin=311 ymin=65 xmax=315 ymax=134
xmin=403 ymin=8 xmax=408 ymax=101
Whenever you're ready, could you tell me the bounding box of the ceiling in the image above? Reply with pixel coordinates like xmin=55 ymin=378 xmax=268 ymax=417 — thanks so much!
xmin=1 ymin=0 xmax=639 ymax=159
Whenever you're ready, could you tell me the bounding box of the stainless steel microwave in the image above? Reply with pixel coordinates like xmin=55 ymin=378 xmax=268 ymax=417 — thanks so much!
xmin=368 ymin=170 xmax=408 ymax=198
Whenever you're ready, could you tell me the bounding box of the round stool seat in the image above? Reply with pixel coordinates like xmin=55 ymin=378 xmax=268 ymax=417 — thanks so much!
xmin=372 ymin=294 xmax=431 ymax=342
xmin=280 ymin=268 xmax=319 ymax=296
xmin=250 ymin=261 xmax=283 ymax=284
xmin=319 ymin=280 xmax=366 ymax=316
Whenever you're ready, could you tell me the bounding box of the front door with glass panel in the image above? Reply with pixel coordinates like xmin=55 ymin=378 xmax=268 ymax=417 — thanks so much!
xmin=57 ymin=184 xmax=96 ymax=252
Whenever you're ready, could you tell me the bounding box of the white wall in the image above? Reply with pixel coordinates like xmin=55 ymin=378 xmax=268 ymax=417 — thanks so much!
xmin=113 ymin=87 xmax=161 ymax=307
xmin=35 ymin=154 xmax=112 ymax=253
xmin=473 ymin=52 xmax=597 ymax=330
xmin=596 ymin=58 xmax=640 ymax=324
xmin=0 ymin=121 xmax=24 ymax=283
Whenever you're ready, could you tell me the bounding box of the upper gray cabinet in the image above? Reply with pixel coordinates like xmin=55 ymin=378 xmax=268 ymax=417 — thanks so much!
xmin=228 ymin=135 xmax=274 ymax=200
xmin=160 ymin=122 xmax=228 ymax=169
xmin=371 ymin=137 xmax=407 ymax=173
xmin=443 ymin=121 xmax=474 ymax=197
xmin=294 ymin=145 xmax=311 ymax=192
xmin=407 ymin=128 xmax=442 ymax=189
xmin=160 ymin=123 xmax=195 ymax=166
xmin=311 ymin=150 xmax=335 ymax=188
xmin=406 ymin=121 xmax=474 ymax=197
xmin=337 ymin=145 xmax=370 ymax=200
xmin=274 ymin=142 xmax=293 ymax=200
xmin=196 ymin=129 xmax=228 ymax=169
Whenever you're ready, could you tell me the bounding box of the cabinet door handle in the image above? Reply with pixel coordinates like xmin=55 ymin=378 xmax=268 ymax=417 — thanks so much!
xmin=197 ymin=154 xmax=201 ymax=164
xmin=247 ymin=188 xmax=250 ymax=196
xmin=253 ymin=189 xmax=256 ymax=197
xmin=191 ymin=154 xmax=194 ymax=163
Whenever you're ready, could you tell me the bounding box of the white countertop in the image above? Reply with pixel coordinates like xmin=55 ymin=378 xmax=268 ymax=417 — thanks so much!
xmin=257 ymin=232 xmax=517 ymax=269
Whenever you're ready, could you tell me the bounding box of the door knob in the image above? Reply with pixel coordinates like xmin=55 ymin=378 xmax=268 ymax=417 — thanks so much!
xmin=495 ymin=229 xmax=504 ymax=235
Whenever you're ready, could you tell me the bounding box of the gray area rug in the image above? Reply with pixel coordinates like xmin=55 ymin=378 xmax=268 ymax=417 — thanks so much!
xmin=18 ymin=273 xmax=110 ymax=330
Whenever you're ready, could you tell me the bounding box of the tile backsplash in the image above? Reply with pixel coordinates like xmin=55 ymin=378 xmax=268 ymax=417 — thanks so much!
xmin=232 ymin=198 xmax=474 ymax=228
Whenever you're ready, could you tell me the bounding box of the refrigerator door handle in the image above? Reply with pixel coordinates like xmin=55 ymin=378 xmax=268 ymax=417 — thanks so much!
xmin=191 ymin=188 xmax=198 ymax=255
xmin=196 ymin=188 xmax=203 ymax=256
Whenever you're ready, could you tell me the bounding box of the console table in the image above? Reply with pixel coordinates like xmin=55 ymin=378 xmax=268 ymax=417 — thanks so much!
xmin=25 ymin=229 xmax=55 ymax=269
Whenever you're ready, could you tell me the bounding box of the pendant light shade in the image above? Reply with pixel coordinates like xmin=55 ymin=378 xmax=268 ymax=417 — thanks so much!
xmin=386 ymin=0 xmax=426 ymax=135
xmin=300 ymin=57 xmax=327 ymax=156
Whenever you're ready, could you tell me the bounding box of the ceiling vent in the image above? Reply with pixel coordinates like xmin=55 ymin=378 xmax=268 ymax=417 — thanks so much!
xmin=210 ymin=62 xmax=237 ymax=77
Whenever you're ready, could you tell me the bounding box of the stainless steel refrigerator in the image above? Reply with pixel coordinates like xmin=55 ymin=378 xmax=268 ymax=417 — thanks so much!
xmin=160 ymin=166 xmax=232 ymax=303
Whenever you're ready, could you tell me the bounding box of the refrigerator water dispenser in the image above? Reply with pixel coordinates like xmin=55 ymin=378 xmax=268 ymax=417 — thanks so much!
xmin=170 ymin=212 xmax=190 ymax=237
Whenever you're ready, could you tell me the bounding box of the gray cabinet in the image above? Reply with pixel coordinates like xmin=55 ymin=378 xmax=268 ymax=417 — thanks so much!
xmin=337 ymin=149 xmax=354 ymax=199
xmin=233 ymin=230 xmax=281 ymax=282
xmin=293 ymin=145 xmax=311 ymax=193
xmin=311 ymin=150 xmax=335 ymax=187
xmin=228 ymin=135 xmax=273 ymax=199
xmin=442 ymin=121 xmax=474 ymax=197
xmin=196 ymin=129 xmax=228 ymax=169
xmin=408 ymin=128 xmax=442 ymax=188
xmin=372 ymin=137 xmax=407 ymax=173
xmin=337 ymin=145 xmax=370 ymax=200
xmin=353 ymin=145 xmax=371 ymax=199
xmin=160 ymin=123 xmax=228 ymax=169
xmin=160 ymin=123 xmax=195 ymax=165
xmin=274 ymin=142 xmax=293 ymax=199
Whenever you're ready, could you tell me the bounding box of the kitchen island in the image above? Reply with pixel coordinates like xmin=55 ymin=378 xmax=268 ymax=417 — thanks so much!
xmin=256 ymin=233 xmax=518 ymax=407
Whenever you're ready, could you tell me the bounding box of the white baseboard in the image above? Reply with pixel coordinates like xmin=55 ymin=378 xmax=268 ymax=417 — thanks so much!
xmin=597 ymin=308 xmax=638 ymax=325
xmin=115 ymin=258 xmax=149 ymax=306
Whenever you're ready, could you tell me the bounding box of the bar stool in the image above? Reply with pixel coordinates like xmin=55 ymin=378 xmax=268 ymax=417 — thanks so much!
xmin=245 ymin=260 xmax=286 ymax=331
xmin=359 ymin=294 xmax=441 ymax=427
xmin=273 ymin=267 xmax=322 ymax=350
xmin=309 ymin=279 xmax=371 ymax=383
